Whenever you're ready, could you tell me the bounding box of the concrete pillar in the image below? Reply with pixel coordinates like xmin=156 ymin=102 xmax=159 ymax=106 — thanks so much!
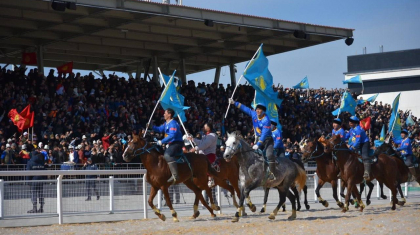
xmin=180 ymin=58 xmax=187 ymax=85
xmin=153 ymin=56 xmax=159 ymax=85
xmin=214 ymin=65 xmax=221 ymax=84
xmin=136 ymin=61 xmax=143 ymax=80
xmin=229 ymin=63 xmax=236 ymax=87
xmin=37 ymin=45 xmax=44 ymax=74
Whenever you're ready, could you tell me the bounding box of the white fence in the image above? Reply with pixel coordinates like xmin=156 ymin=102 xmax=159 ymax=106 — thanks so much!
xmin=0 ymin=168 xmax=412 ymax=226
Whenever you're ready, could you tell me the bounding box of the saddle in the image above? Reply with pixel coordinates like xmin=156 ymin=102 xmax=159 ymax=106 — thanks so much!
xmin=255 ymin=149 xmax=280 ymax=164
xmin=212 ymin=158 xmax=221 ymax=172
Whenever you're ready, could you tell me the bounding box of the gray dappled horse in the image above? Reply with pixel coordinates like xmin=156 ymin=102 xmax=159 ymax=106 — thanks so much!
xmin=223 ymin=132 xmax=307 ymax=222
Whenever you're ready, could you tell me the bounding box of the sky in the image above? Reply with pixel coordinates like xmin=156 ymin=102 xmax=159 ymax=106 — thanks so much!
xmin=3 ymin=0 xmax=420 ymax=89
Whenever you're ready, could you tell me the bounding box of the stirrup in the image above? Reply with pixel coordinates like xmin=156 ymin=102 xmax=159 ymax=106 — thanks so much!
xmin=167 ymin=175 xmax=177 ymax=185
xmin=208 ymin=178 xmax=215 ymax=188
xmin=268 ymin=172 xmax=276 ymax=181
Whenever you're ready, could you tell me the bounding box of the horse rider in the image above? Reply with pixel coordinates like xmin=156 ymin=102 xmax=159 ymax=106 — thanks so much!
xmin=332 ymin=118 xmax=348 ymax=141
xmin=187 ymin=123 xmax=218 ymax=187
xmin=394 ymin=129 xmax=418 ymax=178
xmin=151 ymin=108 xmax=184 ymax=184
xmin=229 ymin=98 xmax=276 ymax=180
xmin=271 ymin=121 xmax=285 ymax=158
xmin=348 ymin=116 xmax=371 ymax=180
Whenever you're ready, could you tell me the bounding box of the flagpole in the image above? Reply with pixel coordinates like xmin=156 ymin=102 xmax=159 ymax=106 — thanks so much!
xmin=157 ymin=68 xmax=195 ymax=148
xmin=224 ymin=44 xmax=263 ymax=119
xmin=361 ymin=81 xmax=364 ymax=94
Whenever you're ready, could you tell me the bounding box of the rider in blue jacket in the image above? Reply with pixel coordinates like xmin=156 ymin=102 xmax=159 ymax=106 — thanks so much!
xmin=394 ymin=129 xmax=418 ymax=178
xmin=271 ymin=121 xmax=285 ymax=158
xmin=152 ymin=108 xmax=184 ymax=184
xmin=332 ymin=118 xmax=348 ymax=141
xmin=348 ymin=116 xmax=371 ymax=180
xmin=230 ymin=98 xmax=276 ymax=180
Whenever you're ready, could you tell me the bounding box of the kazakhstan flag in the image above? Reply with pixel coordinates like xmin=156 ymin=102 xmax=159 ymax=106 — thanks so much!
xmin=159 ymin=73 xmax=189 ymax=122
xmin=252 ymin=91 xmax=282 ymax=130
xmin=293 ymin=77 xmax=309 ymax=89
xmin=243 ymin=45 xmax=282 ymax=106
xmin=388 ymin=93 xmax=401 ymax=133
xmin=406 ymin=112 xmax=415 ymax=126
xmin=331 ymin=91 xmax=357 ymax=116
xmin=343 ymin=75 xmax=362 ymax=84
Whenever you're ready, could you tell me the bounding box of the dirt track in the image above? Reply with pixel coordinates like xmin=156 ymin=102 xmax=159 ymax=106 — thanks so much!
xmin=2 ymin=202 xmax=420 ymax=235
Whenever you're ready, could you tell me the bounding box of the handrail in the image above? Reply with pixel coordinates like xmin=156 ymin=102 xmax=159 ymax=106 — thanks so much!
xmin=0 ymin=169 xmax=146 ymax=176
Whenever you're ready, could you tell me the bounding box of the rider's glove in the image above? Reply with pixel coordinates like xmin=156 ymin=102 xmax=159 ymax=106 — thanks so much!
xmin=157 ymin=140 xmax=162 ymax=146
xmin=252 ymin=144 xmax=259 ymax=150
xmin=229 ymin=98 xmax=235 ymax=105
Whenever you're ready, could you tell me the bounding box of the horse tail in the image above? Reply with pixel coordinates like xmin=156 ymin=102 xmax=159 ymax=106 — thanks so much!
xmin=294 ymin=162 xmax=307 ymax=193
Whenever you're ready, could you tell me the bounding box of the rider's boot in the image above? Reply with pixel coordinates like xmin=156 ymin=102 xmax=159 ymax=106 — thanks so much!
xmin=363 ymin=162 xmax=371 ymax=180
xmin=167 ymin=162 xmax=179 ymax=185
xmin=268 ymin=162 xmax=277 ymax=181
xmin=409 ymin=167 xmax=417 ymax=181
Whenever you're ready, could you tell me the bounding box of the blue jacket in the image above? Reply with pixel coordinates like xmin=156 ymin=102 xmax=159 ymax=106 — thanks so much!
xmin=83 ymin=163 xmax=99 ymax=179
xmin=332 ymin=128 xmax=348 ymax=142
xmin=348 ymin=125 xmax=369 ymax=151
xmin=235 ymin=102 xmax=271 ymax=147
xmin=26 ymin=151 xmax=46 ymax=181
xmin=272 ymin=128 xmax=284 ymax=149
xmin=153 ymin=119 xmax=183 ymax=144
xmin=395 ymin=137 xmax=413 ymax=156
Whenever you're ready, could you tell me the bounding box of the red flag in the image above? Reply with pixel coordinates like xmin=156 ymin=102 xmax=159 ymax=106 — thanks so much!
xmin=20 ymin=105 xmax=31 ymax=119
xmin=8 ymin=109 xmax=27 ymax=132
xmin=29 ymin=111 xmax=34 ymax=128
xmin=21 ymin=52 xmax=37 ymax=65
xmin=20 ymin=111 xmax=34 ymax=130
xmin=57 ymin=62 xmax=73 ymax=74
xmin=360 ymin=117 xmax=371 ymax=131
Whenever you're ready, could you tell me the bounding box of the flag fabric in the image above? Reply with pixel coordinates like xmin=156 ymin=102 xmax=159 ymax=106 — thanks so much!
xmin=21 ymin=112 xmax=34 ymax=130
xmin=360 ymin=117 xmax=371 ymax=131
xmin=406 ymin=112 xmax=415 ymax=126
xmin=159 ymin=73 xmax=189 ymax=122
xmin=20 ymin=105 xmax=31 ymax=119
xmin=292 ymin=77 xmax=309 ymax=89
xmin=162 ymin=74 xmax=171 ymax=85
xmin=252 ymin=91 xmax=282 ymax=129
xmin=56 ymin=84 xmax=64 ymax=95
xmin=8 ymin=109 xmax=27 ymax=132
xmin=343 ymin=75 xmax=362 ymax=84
xmin=243 ymin=45 xmax=282 ymax=106
xmin=57 ymin=62 xmax=73 ymax=74
xmin=392 ymin=116 xmax=402 ymax=141
xmin=357 ymin=99 xmax=367 ymax=105
xmin=380 ymin=125 xmax=385 ymax=141
xmin=388 ymin=93 xmax=401 ymax=133
xmin=21 ymin=52 xmax=37 ymax=65
xmin=366 ymin=93 xmax=379 ymax=103
xmin=331 ymin=91 xmax=356 ymax=116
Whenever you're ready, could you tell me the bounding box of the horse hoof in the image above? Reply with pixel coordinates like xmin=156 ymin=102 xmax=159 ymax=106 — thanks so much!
xmin=322 ymin=201 xmax=329 ymax=208
xmin=251 ymin=205 xmax=257 ymax=213
xmin=211 ymin=214 xmax=217 ymax=218
xmin=337 ymin=202 xmax=344 ymax=209
xmin=159 ymin=214 xmax=166 ymax=221
xmin=288 ymin=215 xmax=296 ymax=220
xmin=260 ymin=208 xmax=265 ymax=213
xmin=381 ymin=195 xmax=388 ymax=200
xmin=366 ymin=199 xmax=371 ymax=206
xmin=242 ymin=212 xmax=248 ymax=217
xmin=173 ymin=217 xmax=179 ymax=222
xmin=341 ymin=207 xmax=348 ymax=213
xmin=191 ymin=211 xmax=200 ymax=219
xmin=231 ymin=217 xmax=239 ymax=223
xmin=305 ymin=204 xmax=310 ymax=210
xmin=349 ymin=199 xmax=355 ymax=205
xmin=397 ymin=201 xmax=405 ymax=206
xmin=268 ymin=214 xmax=276 ymax=220
xmin=355 ymin=204 xmax=360 ymax=209
xmin=360 ymin=205 xmax=365 ymax=212
xmin=212 ymin=205 xmax=221 ymax=211
xmin=391 ymin=205 xmax=396 ymax=210
xmin=282 ymin=208 xmax=286 ymax=212
xmin=297 ymin=205 xmax=301 ymax=211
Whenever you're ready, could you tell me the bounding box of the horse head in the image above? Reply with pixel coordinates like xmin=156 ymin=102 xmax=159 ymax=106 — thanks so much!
xmin=223 ymin=132 xmax=241 ymax=162
xmin=374 ymin=141 xmax=398 ymax=157
xmin=301 ymin=138 xmax=321 ymax=162
xmin=326 ymin=134 xmax=342 ymax=153
xmin=123 ymin=131 xmax=146 ymax=162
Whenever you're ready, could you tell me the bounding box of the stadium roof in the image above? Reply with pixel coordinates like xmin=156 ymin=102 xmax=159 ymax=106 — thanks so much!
xmin=0 ymin=0 xmax=354 ymax=75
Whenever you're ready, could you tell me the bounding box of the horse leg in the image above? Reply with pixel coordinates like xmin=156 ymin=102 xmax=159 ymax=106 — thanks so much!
xmin=215 ymin=178 xmax=237 ymax=208
xmin=366 ymin=181 xmax=374 ymax=206
xmin=343 ymin=181 xmax=354 ymax=212
xmin=331 ymin=180 xmax=344 ymax=208
xmin=260 ymin=188 xmax=270 ymax=213
xmin=303 ymin=185 xmax=310 ymax=210
xmin=286 ymin=189 xmax=297 ymax=220
xmin=268 ymin=187 xmax=287 ymax=220
xmin=291 ymin=186 xmax=301 ymax=211
xmin=384 ymin=180 xmax=397 ymax=210
xmin=205 ymin=186 xmax=220 ymax=211
xmin=229 ymin=178 xmax=240 ymax=208
xmin=396 ymin=183 xmax=406 ymax=206
xmin=232 ymin=187 xmax=246 ymax=223
xmin=351 ymin=184 xmax=365 ymax=212
xmin=161 ymin=186 xmax=179 ymax=222
xmin=379 ymin=182 xmax=387 ymax=199
xmin=149 ymin=186 xmax=166 ymax=221
xmin=316 ymin=180 xmax=329 ymax=207
xmin=183 ymin=180 xmax=216 ymax=219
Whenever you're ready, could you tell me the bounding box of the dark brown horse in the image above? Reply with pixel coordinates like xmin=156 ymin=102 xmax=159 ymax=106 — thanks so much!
xmin=123 ymin=134 xmax=220 ymax=222
xmin=301 ymin=138 xmax=344 ymax=209
xmin=325 ymin=134 xmax=399 ymax=211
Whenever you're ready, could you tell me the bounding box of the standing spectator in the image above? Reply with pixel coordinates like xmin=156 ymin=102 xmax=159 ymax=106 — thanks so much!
xmin=1 ymin=144 xmax=14 ymax=165
xmin=19 ymin=144 xmax=31 ymax=165
xmin=26 ymin=147 xmax=46 ymax=213
xmin=83 ymin=158 xmax=100 ymax=201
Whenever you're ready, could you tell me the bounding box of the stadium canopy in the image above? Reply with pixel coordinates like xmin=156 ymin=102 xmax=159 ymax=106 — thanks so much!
xmin=0 ymin=0 xmax=353 ymax=84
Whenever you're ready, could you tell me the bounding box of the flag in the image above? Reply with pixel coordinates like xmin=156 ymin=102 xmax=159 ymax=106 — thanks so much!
xmin=343 ymin=75 xmax=362 ymax=84
xmin=388 ymin=93 xmax=401 ymax=133
xmin=21 ymin=52 xmax=37 ymax=65
xmin=159 ymin=73 xmax=189 ymax=122
xmin=379 ymin=125 xmax=385 ymax=141
xmin=292 ymin=77 xmax=309 ymax=89
xmin=243 ymin=45 xmax=282 ymax=106
xmin=20 ymin=105 xmax=31 ymax=119
xmin=331 ymin=91 xmax=356 ymax=116
xmin=57 ymin=62 xmax=73 ymax=74
xmin=357 ymin=99 xmax=367 ymax=105
xmin=406 ymin=112 xmax=415 ymax=126
xmin=366 ymin=93 xmax=379 ymax=103
xmin=360 ymin=117 xmax=371 ymax=131
xmin=21 ymin=111 xmax=34 ymax=130
xmin=56 ymin=83 xmax=64 ymax=95
xmin=8 ymin=109 xmax=27 ymax=132
xmin=162 ymin=74 xmax=171 ymax=85
xmin=392 ymin=116 xmax=402 ymax=141
xmin=252 ymin=91 xmax=282 ymax=129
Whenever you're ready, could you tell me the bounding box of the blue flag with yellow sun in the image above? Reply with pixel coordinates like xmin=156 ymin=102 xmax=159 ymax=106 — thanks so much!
xmin=293 ymin=76 xmax=309 ymax=89
xmin=159 ymin=72 xmax=189 ymax=122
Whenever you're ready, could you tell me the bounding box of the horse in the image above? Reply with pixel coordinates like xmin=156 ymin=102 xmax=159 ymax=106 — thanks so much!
xmin=259 ymin=157 xmax=310 ymax=213
xmin=223 ymin=132 xmax=307 ymax=222
xmin=123 ymin=133 xmax=220 ymax=222
xmin=325 ymin=134 xmax=399 ymax=211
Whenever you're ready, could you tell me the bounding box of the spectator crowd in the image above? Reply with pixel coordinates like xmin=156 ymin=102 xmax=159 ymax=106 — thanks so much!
xmin=1 ymin=65 xmax=420 ymax=168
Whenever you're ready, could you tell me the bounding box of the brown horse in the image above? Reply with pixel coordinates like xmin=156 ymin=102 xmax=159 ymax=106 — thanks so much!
xmin=325 ymin=134 xmax=399 ymax=211
xmin=123 ymin=134 xmax=220 ymax=222
xmin=301 ymin=138 xmax=344 ymax=209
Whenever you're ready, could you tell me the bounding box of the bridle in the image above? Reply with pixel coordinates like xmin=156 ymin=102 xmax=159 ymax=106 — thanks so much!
xmin=302 ymin=141 xmax=325 ymax=160
xmin=132 ymin=140 xmax=159 ymax=157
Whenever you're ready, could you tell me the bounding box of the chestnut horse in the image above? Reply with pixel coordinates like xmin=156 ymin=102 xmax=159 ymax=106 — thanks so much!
xmin=123 ymin=134 xmax=220 ymax=222
xmin=325 ymin=134 xmax=399 ymax=211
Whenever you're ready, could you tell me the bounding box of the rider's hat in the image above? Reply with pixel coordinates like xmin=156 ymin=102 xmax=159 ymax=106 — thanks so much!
xmin=401 ymin=129 xmax=408 ymax=135
xmin=333 ymin=118 xmax=342 ymax=125
xmin=255 ymin=103 xmax=266 ymax=112
xmin=270 ymin=121 xmax=277 ymax=126
xmin=349 ymin=116 xmax=360 ymax=123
